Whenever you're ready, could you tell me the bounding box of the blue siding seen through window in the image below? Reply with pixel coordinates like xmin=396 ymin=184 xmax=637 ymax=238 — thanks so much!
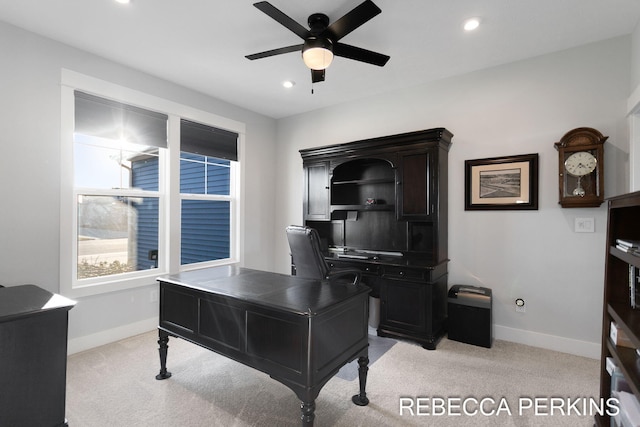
xmin=131 ymin=158 xmax=160 ymax=269
xmin=180 ymin=153 xmax=230 ymax=195
xmin=181 ymin=200 xmax=230 ymax=265
xmin=134 ymin=197 xmax=159 ymax=270
xmin=131 ymin=152 xmax=232 ymax=267
xmin=131 ymin=156 xmax=159 ymax=191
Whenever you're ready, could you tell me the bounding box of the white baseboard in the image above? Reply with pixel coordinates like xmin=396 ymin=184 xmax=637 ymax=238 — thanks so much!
xmin=494 ymin=324 xmax=600 ymax=359
xmin=67 ymin=316 xmax=158 ymax=355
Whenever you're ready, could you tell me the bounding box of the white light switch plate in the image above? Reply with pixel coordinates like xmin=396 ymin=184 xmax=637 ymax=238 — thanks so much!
xmin=575 ymin=217 xmax=595 ymax=233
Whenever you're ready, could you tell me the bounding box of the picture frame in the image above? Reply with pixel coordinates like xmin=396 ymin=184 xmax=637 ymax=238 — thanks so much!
xmin=465 ymin=153 xmax=539 ymax=210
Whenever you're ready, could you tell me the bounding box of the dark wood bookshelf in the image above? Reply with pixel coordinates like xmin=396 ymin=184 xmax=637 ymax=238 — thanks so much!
xmin=597 ymin=191 xmax=640 ymax=426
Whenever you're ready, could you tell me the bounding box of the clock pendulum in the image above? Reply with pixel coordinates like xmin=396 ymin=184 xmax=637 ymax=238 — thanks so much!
xmin=573 ymin=176 xmax=585 ymax=197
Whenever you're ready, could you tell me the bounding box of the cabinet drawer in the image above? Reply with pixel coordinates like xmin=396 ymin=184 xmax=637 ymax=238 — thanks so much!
xmin=382 ymin=266 xmax=425 ymax=281
xmin=328 ymin=260 xmax=380 ymax=275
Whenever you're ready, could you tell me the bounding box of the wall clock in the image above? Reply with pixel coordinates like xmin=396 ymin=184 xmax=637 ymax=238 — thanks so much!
xmin=553 ymin=127 xmax=607 ymax=208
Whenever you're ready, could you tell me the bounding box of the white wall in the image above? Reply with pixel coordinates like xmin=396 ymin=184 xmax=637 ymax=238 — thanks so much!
xmin=631 ymin=21 xmax=640 ymax=91
xmin=0 ymin=21 xmax=278 ymax=352
xmin=274 ymin=36 xmax=633 ymax=358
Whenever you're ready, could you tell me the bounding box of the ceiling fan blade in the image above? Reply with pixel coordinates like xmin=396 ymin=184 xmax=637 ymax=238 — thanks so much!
xmin=246 ymin=44 xmax=303 ymax=60
xmin=325 ymin=0 xmax=381 ymax=41
xmin=334 ymin=43 xmax=389 ymax=66
xmin=311 ymin=69 xmax=325 ymax=83
xmin=253 ymin=2 xmax=310 ymax=40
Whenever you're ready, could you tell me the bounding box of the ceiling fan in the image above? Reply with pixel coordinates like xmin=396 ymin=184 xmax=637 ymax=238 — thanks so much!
xmin=246 ymin=0 xmax=390 ymax=85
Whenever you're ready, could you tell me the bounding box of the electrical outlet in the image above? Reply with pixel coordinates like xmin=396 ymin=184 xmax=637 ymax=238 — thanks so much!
xmin=150 ymin=290 xmax=158 ymax=303
xmin=515 ymin=298 xmax=526 ymax=313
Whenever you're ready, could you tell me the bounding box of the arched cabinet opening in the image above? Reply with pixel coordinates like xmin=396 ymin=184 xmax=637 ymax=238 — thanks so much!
xmin=329 ymin=158 xmax=399 ymax=252
xmin=331 ymin=158 xmax=395 ymax=210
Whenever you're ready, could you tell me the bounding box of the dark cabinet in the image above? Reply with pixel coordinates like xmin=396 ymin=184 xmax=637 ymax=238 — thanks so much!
xmin=303 ymin=161 xmax=330 ymax=220
xmin=0 ymin=285 xmax=76 ymax=427
xmin=595 ymin=191 xmax=640 ymax=426
xmin=299 ymin=128 xmax=452 ymax=349
xmin=397 ymin=150 xmax=433 ymax=220
xmin=378 ymin=263 xmax=448 ymax=348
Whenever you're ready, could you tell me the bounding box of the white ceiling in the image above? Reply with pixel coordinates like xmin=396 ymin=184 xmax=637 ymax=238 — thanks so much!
xmin=2 ymin=1 xmax=640 ymax=119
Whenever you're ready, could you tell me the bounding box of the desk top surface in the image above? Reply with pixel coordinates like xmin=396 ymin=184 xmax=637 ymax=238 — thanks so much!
xmin=157 ymin=265 xmax=370 ymax=316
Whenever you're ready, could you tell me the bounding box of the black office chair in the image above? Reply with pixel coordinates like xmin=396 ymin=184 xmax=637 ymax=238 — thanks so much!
xmin=286 ymin=225 xmax=361 ymax=285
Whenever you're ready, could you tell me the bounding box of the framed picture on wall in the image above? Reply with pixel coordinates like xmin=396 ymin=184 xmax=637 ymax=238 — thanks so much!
xmin=465 ymin=153 xmax=539 ymax=210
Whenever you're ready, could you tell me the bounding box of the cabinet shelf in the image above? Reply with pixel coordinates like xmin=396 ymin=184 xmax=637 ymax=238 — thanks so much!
xmin=606 ymin=340 xmax=640 ymax=397
xmin=332 ymin=178 xmax=395 ymax=186
xmin=610 ymin=246 xmax=640 ymax=269
xmin=331 ymin=204 xmax=395 ymax=211
xmin=608 ymin=302 xmax=640 ymax=347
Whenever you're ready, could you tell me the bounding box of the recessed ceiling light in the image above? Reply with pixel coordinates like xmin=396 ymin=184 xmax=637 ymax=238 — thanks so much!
xmin=463 ymin=18 xmax=480 ymax=31
xmin=115 ymin=0 xmax=131 ymax=4
xmin=283 ymin=81 xmax=295 ymax=89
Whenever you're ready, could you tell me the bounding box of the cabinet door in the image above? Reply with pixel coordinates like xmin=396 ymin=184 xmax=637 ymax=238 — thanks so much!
xmin=380 ymin=279 xmax=428 ymax=333
xmin=397 ymin=150 xmax=434 ymax=220
xmin=303 ymin=161 xmax=330 ymax=220
xmin=378 ymin=273 xmax=447 ymax=349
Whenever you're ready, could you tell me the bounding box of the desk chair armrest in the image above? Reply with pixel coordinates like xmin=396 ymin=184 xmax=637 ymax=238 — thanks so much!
xmin=327 ymin=269 xmax=361 ymax=286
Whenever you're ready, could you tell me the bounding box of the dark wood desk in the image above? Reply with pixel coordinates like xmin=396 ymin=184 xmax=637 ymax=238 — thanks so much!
xmin=0 ymin=285 xmax=76 ymax=427
xmin=156 ymin=266 xmax=371 ymax=426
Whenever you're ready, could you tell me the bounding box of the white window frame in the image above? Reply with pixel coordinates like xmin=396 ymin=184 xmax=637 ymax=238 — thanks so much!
xmin=60 ymin=70 xmax=245 ymax=298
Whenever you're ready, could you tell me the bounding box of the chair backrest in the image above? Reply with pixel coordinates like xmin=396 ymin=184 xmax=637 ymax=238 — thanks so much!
xmin=285 ymin=225 xmax=330 ymax=279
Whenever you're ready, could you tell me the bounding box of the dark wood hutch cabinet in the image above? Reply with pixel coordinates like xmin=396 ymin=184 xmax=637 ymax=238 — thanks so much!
xmin=596 ymin=191 xmax=640 ymax=426
xmin=299 ymin=128 xmax=452 ymax=349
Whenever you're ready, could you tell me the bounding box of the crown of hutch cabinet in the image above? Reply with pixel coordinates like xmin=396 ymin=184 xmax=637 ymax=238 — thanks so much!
xmin=299 ymin=128 xmax=452 ymax=349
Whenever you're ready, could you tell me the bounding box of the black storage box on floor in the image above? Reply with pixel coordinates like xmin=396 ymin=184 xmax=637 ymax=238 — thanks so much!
xmin=447 ymin=285 xmax=492 ymax=348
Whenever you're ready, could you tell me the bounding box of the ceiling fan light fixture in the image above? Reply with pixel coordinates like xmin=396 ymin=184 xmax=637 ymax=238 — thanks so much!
xmin=302 ymin=38 xmax=334 ymax=70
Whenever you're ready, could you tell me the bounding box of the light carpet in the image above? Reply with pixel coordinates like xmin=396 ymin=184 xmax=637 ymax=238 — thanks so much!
xmin=65 ymin=331 xmax=599 ymax=426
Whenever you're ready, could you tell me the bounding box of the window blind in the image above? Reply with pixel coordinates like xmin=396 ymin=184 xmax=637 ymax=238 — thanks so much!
xmin=74 ymin=91 xmax=168 ymax=148
xmin=180 ymin=119 xmax=238 ymax=161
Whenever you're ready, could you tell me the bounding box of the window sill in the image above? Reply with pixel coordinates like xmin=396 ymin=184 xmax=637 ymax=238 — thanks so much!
xmin=61 ymin=259 xmax=240 ymax=299
xmin=61 ymin=271 xmax=165 ymax=299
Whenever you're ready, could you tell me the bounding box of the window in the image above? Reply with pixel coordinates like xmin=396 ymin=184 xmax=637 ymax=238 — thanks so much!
xmin=60 ymin=71 xmax=243 ymax=297
xmin=73 ymin=92 xmax=166 ymax=281
xmin=179 ymin=119 xmax=237 ymax=266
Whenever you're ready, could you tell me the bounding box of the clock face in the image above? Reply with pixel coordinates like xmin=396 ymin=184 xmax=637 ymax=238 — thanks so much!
xmin=564 ymin=151 xmax=597 ymax=177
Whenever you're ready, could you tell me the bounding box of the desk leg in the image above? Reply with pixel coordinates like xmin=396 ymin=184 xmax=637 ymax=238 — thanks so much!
xmin=155 ymin=329 xmax=172 ymax=380
xmin=351 ymin=356 xmax=370 ymax=406
xmin=300 ymin=400 xmax=315 ymax=426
